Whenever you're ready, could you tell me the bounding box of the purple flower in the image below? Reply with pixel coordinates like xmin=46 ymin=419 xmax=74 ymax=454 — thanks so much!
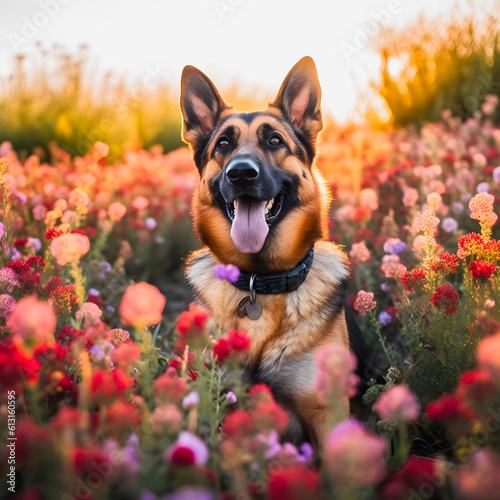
xmin=477 ymin=182 xmax=490 ymax=193
xmin=380 ymin=283 xmax=389 ymax=293
xmin=89 ymin=341 xmax=115 ymax=361
xmin=442 ymin=217 xmax=459 ymax=233
xmin=378 ymin=311 xmax=392 ymax=325
xmin=383 ymin=238 xmax=407 ymax=255
xmin=0 ymin=222 xmax=4 ymax=241
xmin=493 ymin=166 xmax=500 ymax=184
xmin=452 ymin=201 xmax=464 ymax=215
xmin=213 ymin=263 xmax=240 ymax=283
xmin=226 ymin=391 xmax=237 ymax=404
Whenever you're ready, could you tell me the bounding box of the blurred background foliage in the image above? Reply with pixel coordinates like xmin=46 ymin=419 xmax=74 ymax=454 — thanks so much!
xmin=1 ymin=13 xmax=499 ymax=159
xmin=367 ymin=14 xmax=500 ymax=127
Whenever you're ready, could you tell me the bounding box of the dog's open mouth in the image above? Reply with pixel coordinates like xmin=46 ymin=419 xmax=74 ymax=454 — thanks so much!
xmin=225 ymin=193 xmax=284 ymax=253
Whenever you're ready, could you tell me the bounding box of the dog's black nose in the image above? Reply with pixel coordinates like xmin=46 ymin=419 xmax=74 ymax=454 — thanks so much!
xmin=226 ymin=159 xmax=260 ymax=187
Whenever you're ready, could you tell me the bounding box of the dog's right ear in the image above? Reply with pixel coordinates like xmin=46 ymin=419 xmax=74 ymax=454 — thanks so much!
xmin=180 ymin=66 xmax=228 ymax=148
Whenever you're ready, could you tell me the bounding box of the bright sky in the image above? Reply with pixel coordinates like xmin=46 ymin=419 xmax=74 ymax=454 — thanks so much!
xmin=1 ymin=0 xmax=499 ymax=122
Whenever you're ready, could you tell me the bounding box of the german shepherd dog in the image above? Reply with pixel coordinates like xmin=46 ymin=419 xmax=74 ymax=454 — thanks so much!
xmin=181 ymin=57 xmax=363 ymax=452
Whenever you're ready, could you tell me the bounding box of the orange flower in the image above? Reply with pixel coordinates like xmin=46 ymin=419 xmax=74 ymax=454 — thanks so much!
xmin=50 ymin=233 xmax=90 ymax=266
xmin=119 ymin=282 xmax=166 ymax=327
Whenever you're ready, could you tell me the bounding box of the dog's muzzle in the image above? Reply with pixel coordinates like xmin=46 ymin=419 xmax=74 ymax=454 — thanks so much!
xmin=225 ymin=157 xmax=260 ymax=188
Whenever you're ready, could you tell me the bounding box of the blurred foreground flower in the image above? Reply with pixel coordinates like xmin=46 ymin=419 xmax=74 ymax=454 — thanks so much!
xmin=374 ymin=384 xmax=420 ymax=423
xmin=50 ymin=233 xmax=90 ymax=266
xmin=119 ymin=282 xmax=166 ymax=328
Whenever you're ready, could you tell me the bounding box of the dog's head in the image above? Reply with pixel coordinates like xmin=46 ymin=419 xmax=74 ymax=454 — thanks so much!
xmin=180 ymin=57 xmax=330 ymax=273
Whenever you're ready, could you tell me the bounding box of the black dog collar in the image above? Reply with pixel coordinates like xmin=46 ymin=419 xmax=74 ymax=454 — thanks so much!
xmin=231 ymin=247 xmax=314 ymax=294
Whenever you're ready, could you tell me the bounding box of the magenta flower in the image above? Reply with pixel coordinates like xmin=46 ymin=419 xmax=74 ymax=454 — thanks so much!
xmin=226 ymin=391 xmax=237 ymax=404
xmin=0 ymin=222 xmax=4 ymax=240
xmin=0 ymin=267 xmax=18 ymax=293
xmin=374 ymin=384 xmax=421 ymax=423
xmin=213 ymin=264 xmax=240 ymax=283
xmin=182 ymin=391 xmax=200 ymax=409
xmin=324 ymin=419 xmax=386 ymax=486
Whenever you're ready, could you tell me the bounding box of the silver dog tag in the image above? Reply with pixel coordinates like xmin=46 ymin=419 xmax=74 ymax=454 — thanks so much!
xmin=237 ymin=296 xmax=252 ymax=318
xmin=245 ymin=301 xmax=262 ymax=320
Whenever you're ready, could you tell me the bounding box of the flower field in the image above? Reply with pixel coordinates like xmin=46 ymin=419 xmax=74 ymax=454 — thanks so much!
xmin=1 ymin=88 xmax=500 ymax=500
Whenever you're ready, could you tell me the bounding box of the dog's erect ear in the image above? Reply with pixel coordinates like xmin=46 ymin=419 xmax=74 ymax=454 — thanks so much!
xmin=180 ymin=66 xmax=228 ymax=147
xmin=271 ymin=57 xmax=323 ymax=140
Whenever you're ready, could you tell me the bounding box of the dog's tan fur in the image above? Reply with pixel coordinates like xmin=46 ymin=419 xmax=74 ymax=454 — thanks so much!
xmin=181 ymin=57 xmax=351 ymax=450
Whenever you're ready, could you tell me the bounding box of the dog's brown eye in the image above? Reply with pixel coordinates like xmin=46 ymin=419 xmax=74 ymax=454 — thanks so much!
xmin=269 ymin=135 xmax=281 ymax=146
xmin=218 ymin=138 xmax=229 ymax=148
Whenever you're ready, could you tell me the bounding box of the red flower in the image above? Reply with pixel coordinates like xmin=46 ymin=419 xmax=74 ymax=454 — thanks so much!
xmin=469 ymin=259 xmax=497 ymax=278
xmin=111 ymin=342 xmax=141 ymax=370
xmin=353 ymin=206 xmax=371 ymax=224
xmin=213 ymin=338 xmax=231 ymax=364
xmin=248 ymin=384 xmax=274 ymax=402
xmin=267 ymin=465 xmax=321 ymax=500
xmin=430 ymin=283 xmax=459 ymax=315
xmin=430 ymin=251 xmax=458 ymax=275
xmin=223 ymin=410 xmax=254 ymax=438
xmin=51 ymin=407 xmax=82 ymax=431
xmin=104 ymin=400 xmax=142 ymax=436
xmin=45 ymin=228 xmax=64 ymax=241
xmin=55 ymin=325 xmax=85 ymax=344
xmin=90 ymin=368 xmax=134 ymax=404
xmin=151 ymin=367 xmax=187 ymax=403
xmin=425 ymin=395 xmax=476 ymax=424
xmin=253 ymin=400 xmax=289 ymax=433
xmin=73 ymin=446 xmax=112 ymax=484
xmin=380 ymin=455 xmax=438 ymax=500
xmin=213 ymin=330 xmax=252 ymax=365
xmin=177 ymin=303 xmax=210 ymax=334
xmin=0 ymin=340 xmax=41 ymax=390
xmin=170 ymin=447 xmax=196 ymax=466
xmin=401 ymin=268 xmax=426 ymax=292
xmin=14 ymin=238 xmax=29 ymax=247
xmin=459 ymin=370 xmax=498 ymax=405
xmin=169 ymin=353 xmax=198 ymax=381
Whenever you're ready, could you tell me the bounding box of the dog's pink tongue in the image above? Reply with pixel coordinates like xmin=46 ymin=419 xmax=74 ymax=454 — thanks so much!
xmin=231 ymin=198 xmax=269 ymax=253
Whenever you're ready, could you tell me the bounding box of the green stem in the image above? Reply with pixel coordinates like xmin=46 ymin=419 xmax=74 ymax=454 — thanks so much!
xmin=370 ymin=310 xmax=394 ymax=367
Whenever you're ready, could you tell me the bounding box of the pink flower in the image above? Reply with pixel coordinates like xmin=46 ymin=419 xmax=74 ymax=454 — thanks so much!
xmin=92 ymin=141 xmax=110 ymax=160
xmin=359 ymin=188 xmax=379 ymax=211
xmin=131 ymin=196 xmax=150 ymax=211
xmin=469 ymin=192 xmax=498 ymax=227
xmin=0 ymin=294 xmax=16 ymax=318
xmin=416 ymin=207 xmax=440 ymax=233
xmin=402 ymin=187 xmax=419 ymax=207
xmin=119 ymin=282 xmax=166 ymax=327
xmin=152 ymin=404 xmax=183 ymax=432
xmin=76 ymin=302 xmax=103 ymax=325
xmin=454 ymin=449 xmax=500 ymax=500
xmin=314 ymin=344 xmax=359 ymax=403
xmin=7 ymin=296 xmax=56 ymax=342
xmin=0 ymin=222 xmax=4 ymax=240
xmin=166 ymin=431 xmax=209 ymax=467
xmin=110 ymin=328 xmax=130 ymax=346
xmin=68 ymin=188 xmax=89 ymax=209
xmin=381 ymin=254 xmax=407 ymax=279
xmin=50 ymin=233 xmax=90 ymax=266
xmin=374 ymin=384 xmax=421 ymax=422
xmin=107 ymin=202 xmax=127 ymax=222
xmin=353 ymin=290 xmax=376 ymax=315
xmin=426 ymin=192 xmax=442 ymax=210
xmin=324 ymin=419 xmax=386 ymax=486
xmin=477 ymin=332 xmax=500 ymax=378
xmin=349 ymin=241 xmax=371 ymax=262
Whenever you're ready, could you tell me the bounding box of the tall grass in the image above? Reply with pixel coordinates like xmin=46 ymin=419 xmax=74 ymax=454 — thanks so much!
xmin=368 ymin=14 xmax=500 ymax=127
xmin=0 ymin=45 xmax=272 ymax=160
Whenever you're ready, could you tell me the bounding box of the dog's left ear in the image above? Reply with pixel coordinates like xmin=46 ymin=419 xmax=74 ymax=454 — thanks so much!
xmin=271 ymin=56 xmax=323 ymax=141
xmin=180 ymin=65 xmax=228 ymax=148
